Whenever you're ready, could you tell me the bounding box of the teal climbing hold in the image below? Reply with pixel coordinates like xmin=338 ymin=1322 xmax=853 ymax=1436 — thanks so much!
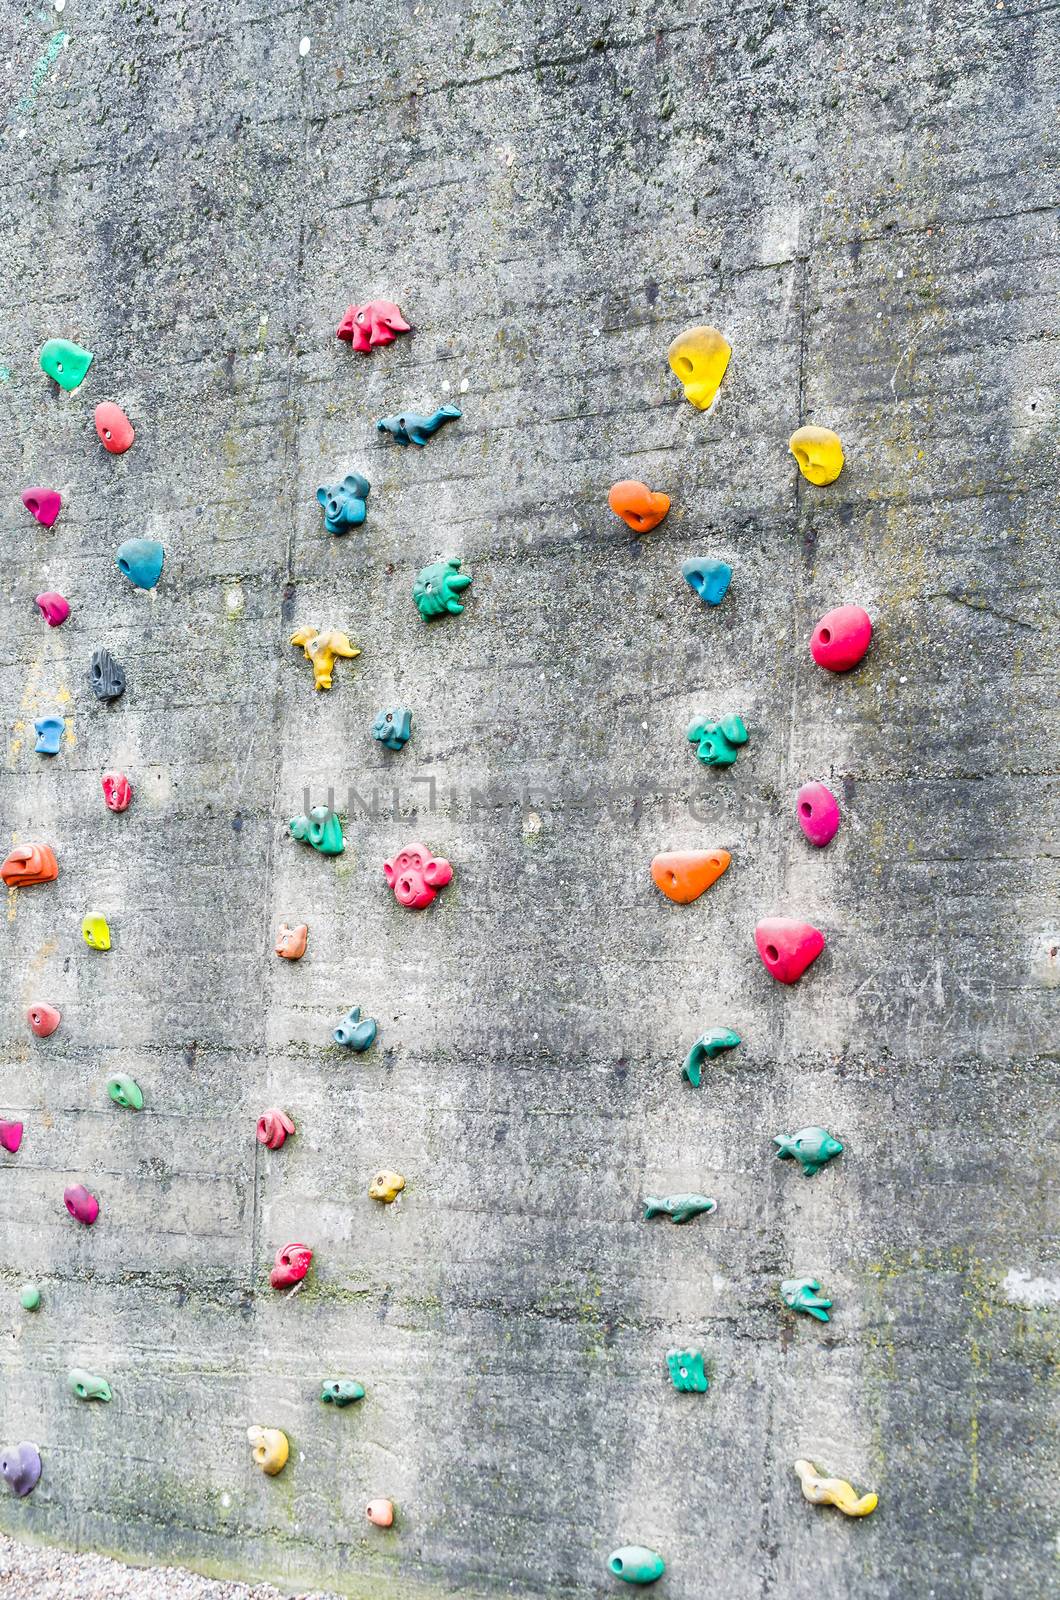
xmin=666 ymin=1349 xmax=708 ymax=1392
xmin=781 ymin=1276 xmax=832 ymax=1322
xmin=40 ymin=338 xmax=93 ymax=391
xmin=682 ymin=1027 xmax=741 ymax=1086
xmin=687 ymin=713 xmax=748 ymax=768
xmin=773 ymin=1126 xmax=843 ymax=1177
xmin=321 ymin=1380 xmax=366 ymax=1407
xmin=682 ymin=558 xmax=732 ymax=606
xmin=289 ymin=805 xmax=345 ymax=856
xmin=608 ymin=1547 xmax=665 ymax=1585
xmin=19 ymin=1286 xmax=40 ymax=1312
xmin=116 ymin=539 xmax=164 ymax=591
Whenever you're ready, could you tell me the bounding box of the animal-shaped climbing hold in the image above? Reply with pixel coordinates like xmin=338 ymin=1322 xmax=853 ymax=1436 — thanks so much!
xmin=687 ymin=714 xmax=748 ymax=768
xmin=40 ymin=338 xmax=93 ymax=391
xmin=27 ymin=1003 xmax=61 ymax=1037
xmin=372 ymin=706 xmax=412 ymax=750
xmin=0 ymin=1123 xmax=23 ymax=1154
xmin=22 ymin=488 xmax=62 ymax=528
xmin=781 ymin=1277 xmax=832 ymax=1322
xmin=682 ymin=1028 xmax=741 ymax=1087
xmin=789 ymin=425 xmax=844 ymax=485
xmin=107 ymin=1075 xmax=143 ymax=1110
xmin=0 ymin=1443 xmax=41 ymax=1498
xmin=666 ymin=1349 xmax=708 ymax=1393
xmin=607 ymin=480 xmax=670 ymax=533
xmin=82 ymin=913 xmax=111 ymax=951
xmin=257 ymin=1109 xmax=295 ymax=1149
xmin=368 ymin=1169 xmax=405 ymax=1203
xmin=642 ymin=1194 xmax=716 ymax=1224
xmin=101 ymin=771 xmax=132 ymax=813
xmin=795 ymin=781 xmax=840 ymax=847
xmin=321 ymin=1380 xmax=365 ymax=1407
xmin=95 ymin=402 xmax=135 ymax=454
xmin=275 ymin=922 xmax=308 ymax=959
xmin=247 ymin=1426 xmax=289 ymax=1476
xmin=270 ymin=1242 xmax=312 ymax=1289
xmin=290 ymin=626 xmax=360 ymax=690
xmin=608 ymin=1546 xmax=666 ymax=1585
xmin=36 ymin=592 xmax=70 ymax=627
xmin=68 ymin=1369 xmax=112 ymax=1402
xmin=383 ymin=842 xmax=453 ymax=909
xmin=2 ymin=846 xmax=58 ymax=887
xmin=667 ymin=324 xmax=731 ymax=410
xmin=34 ymin=713 xmax=64 ymax=756
xmin=19 ymin=1286 xmax=40 ymax=1312
xmin=64 ymin=1185 xmax=99 ymax=1225
xmin=377 ymin=404 xmax=460 ymax=447
xmin=413 ymin=558 xmax=472 ymax=620
xmin=794 ymin=1459 xmax=877 ymax=1517
xmin=810 ymin=605 xmax=872 ymax=672
xmin=755 ymin=919 xmax=824 ymax=984
xmin=317 ymin=472 xmax=370 ymax=534
xmin=337 ymin=300 xmax=411 ymax=351
xmin=650 ymin=849 xmax=729 ymax=904
xmin=774 ymin=1126 xmax=842 ymax=1177
xmin=366 ymin=1498 xmax=395 ymax=1528
xmin=681 ymin=558 xmax=732 ymax=606
xmin=115 ymin=538 xmax=163 ymax=589
xmin=89 ymin=648 xmax=126 ymax=701
xmin=333 ymin=1006 xmax=378 ymax=1051
xmin=289 ymin=805 xmax=345 ymax=855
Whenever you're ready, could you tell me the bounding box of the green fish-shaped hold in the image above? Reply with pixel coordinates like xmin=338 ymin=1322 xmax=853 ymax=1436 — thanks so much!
xmin=68 ymin=1368 xmax=112 ymax=1402
xmin=320 ymin=1380 xmax=365 ymax=1407
xmin=781 ymin=1276 xmax=832 ymax=1322
xmin=773 ymin=1126 xmax=843 ymax=1177
xmin=289 ymin=805 xmax=345 ymax=856
xmin=608 ymin=1546 xmax=665 ymax=1584
xmin=682 ymin=1027 xmax=741 ymax=1086
xmin=666 ymin=1348 xmax=708 ymax=1392
xmin=642 ymin=1194 xmax=716 ymax=1225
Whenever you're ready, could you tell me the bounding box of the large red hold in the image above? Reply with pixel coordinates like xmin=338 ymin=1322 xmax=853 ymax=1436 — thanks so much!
xmin=101 ymin=771 xmax=132 ymax=813
xmin=755 ymin=919 xmax=825 ymax=984
xmin=270 ymin=1242 xmax=312 ymax=1289
xmin=810 ymin=605 xmax=872 ymax=672
xmin=94 ymin=402 xmax=135 ymax=455
xmin=336 ymin=300 xmax=411 ymax=352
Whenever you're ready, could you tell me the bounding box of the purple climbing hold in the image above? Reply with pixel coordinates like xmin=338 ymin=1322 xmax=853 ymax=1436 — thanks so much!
xmin=0 ymin=1443 xmax=41 ymax=1498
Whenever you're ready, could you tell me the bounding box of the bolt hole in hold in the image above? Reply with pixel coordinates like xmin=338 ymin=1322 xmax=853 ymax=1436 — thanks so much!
xmin=801 ymin=802 xmax=812 ymax=816
xmin=820 ymin=628 xmax=831 ymax=642
xmin=104 ymin=430 xmax=111 ymax=441
xmin=767 ymin=945 xmax=779 ymax=961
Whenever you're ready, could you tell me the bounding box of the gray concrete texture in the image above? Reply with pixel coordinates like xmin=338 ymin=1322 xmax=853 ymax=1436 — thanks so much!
xmin=0 ymin=0 xmax=1056 ymax=1596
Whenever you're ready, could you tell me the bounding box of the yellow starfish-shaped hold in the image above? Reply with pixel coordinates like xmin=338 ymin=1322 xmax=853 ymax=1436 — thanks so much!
xmin=794 ymin=1459 xmax=877 ymax=1517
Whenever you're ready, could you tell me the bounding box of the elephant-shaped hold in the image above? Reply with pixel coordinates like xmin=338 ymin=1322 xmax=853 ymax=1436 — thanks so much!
xmin=290 ymin=626 xmax=360 ymax=690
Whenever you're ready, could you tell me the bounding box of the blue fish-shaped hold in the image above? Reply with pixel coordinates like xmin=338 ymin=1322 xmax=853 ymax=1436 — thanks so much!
xmin=642 ymin=1194 xmax=717 ymax=1225
xmin=376 ymin=404 xmax=461 ymax=447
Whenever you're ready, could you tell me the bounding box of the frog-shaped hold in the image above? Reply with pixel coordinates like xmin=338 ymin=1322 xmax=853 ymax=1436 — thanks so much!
xmin=317 ymin=473 xmax=370 ymax=534
xmin=289 ymin=806 xmax=345 ymax=855
xmin=780 ymin=1276 xmax=832 ymax=1322
xmin=372 ymin=706 xmax=412 ymax=750
xmin=687 ymin=714 xmax=748 ymax=768
xmin=413 ymin=559 xmax=472 ymax=620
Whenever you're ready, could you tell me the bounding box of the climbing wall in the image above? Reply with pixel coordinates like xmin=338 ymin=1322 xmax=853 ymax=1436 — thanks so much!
xmin=0 ymin=1 xmax=1057 ymax=1595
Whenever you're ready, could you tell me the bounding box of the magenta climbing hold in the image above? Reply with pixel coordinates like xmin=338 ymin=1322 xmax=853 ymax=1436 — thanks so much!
xmin=101 ymin=771 xmax=132 ymax=813
xmin=795 ymin=782 xmax=840 ymax=847
xmin=810 ymin=605 xmax=872 ymax=672
xmin=22 ymin=489 xmax=62 ymax=528
xmin=337 ymin=300 xmax=411 ymax=351
xmin=383 ymin=842 xmax=453 ymax=910
xmin=95 ymin=402 xmax=135 ymax=455
xmin=755 ymin=919 xmax=825 ymax=984
xmin=64 ymin=1184 xmax=99 ymax=1225
xmin=27 ymin=1003 xmax=60 ymax=1037
xmin=35 ymin=592 xmax=70 ymax=627
xmin=0 ymin=1123 xmax=23 ymax=1154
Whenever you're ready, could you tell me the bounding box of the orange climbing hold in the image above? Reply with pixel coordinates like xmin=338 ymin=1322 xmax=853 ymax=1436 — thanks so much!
xmin=651 ymin=849 xmax=730 ymax=904
xmin=607 ymin=480 xmax=670 ymax=534
xmin=1 ymin=845 xmax=58 ymax=887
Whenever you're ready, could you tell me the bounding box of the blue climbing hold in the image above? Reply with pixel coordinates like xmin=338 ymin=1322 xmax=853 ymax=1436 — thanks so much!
xmin=34 ymin=714 xmax=64 ymax=755
xmin=317 ymin=473 xmax=370 ymax=534
xmin=333 ymin=1006 xmax=378 ymax=1051
xmin=682 ymin=558 xmax=732 ymax=606
xmin=116 ymin=539 xmax=164 ymax=591
xmin=376 ymin=405 xmax=461 ymax=447
xmin=372 ymin=707 xmax=412 ymax=751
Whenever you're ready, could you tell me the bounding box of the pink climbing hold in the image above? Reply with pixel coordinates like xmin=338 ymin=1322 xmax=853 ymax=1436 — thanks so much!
xmin=795 ymin=782 xmax=840 ymax=848
xmin=64 ymin=1184 xmax=100 ymax=1225
xmin=36 ymin=592 xmax=70 ymax=628
xmin=22 ymin=489 xmax=62 ymax=528
xmin=94 ymin=402 xmax=135 ymax=455
xmin=383 ymin=842 xmax=453 ymax=910
xmin=0 ymin=1122 xmax=23 ymax=1154
xmin=256 ymin=1109 xmax=295 ymax=1150
xmin=755 ymin=919 xmax=825 ymax=984
xmin=810 ymin=605 xmax=872 ymax=672
xmin=101 ymin=771 xmax=132 ymax=813
xmin=27 ymin=1003 xmax=61 ymax=1038
xmin=337 ymin=300 xmax=411 ymax=352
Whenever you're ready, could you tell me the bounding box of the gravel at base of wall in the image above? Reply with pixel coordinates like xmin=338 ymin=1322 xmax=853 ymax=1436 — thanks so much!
xmin=0 ymin=1534 xmax=340 ymax=1600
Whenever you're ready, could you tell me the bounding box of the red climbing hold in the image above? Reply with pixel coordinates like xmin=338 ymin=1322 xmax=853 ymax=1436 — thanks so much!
xmin=755 ymin=919 xmax=825 ymax=984
xmin=36 ymin=592 xmax=70 ymax=628
xmin=337 ymin=300 xmax=411 ymax=351
xmin=94 ymin=403 xmax=135 ymax=455
xmin=810 ymin=605 xmax=872 ymax=673
xmin=27 ymin=1003 xmax=61 ymax=1037
xmin=383 ymin=842 xmax=453 ymax=910
xmin=101 ymin=771 xmax=132 ymax=813
xmin=22 ymin=489 xmax=62 ymax=528
xmin=270 ymin=1243 xmax=312 ymax=1289
xmin=256 ymin=1109 xmax=295 ymax=1150
xmin=0 ymin=1122 xmax=23 ymax=1154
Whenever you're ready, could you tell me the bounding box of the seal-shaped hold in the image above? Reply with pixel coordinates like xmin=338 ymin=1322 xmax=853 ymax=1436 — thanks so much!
xmin=376 ymin=404 xmax=460 ymax=447
xmin=794 ymin=1459 xmax=877 ymax=1516
xmin=1 ymin=845 xmax=58 ymax=887
xmin=608 ymin=1546 xmax=666 ymax=1585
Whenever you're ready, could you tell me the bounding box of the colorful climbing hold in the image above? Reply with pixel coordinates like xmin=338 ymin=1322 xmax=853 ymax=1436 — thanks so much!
xmin=95 ymin=402 xmax=135 ymax=454
xmin=795 ymin=781 xmax=840 ymax=847
xmin=774 ymin=1126 xmax=843 ymax=1177
xmin=789 ymin=425 xmax=844 ymax=486
xmin=377 ymin=404 xmax=460 ymax=447
xmin=269 ymin=1242 xmax=312 ymax=1289
xmin=366 ymin=1499 xmax=395 ymax=1528
xmin=642 ymin=1194 xmax=716 ymax=1224
xmin=333 ymin=1006 xmax=378 ymax=1051
xmin=67 ymin=1369 xmax=112 ymax=1402
xmin=383 ymin=842 xmax=453 ymax=909
xmin=1 ymin=845 xmax=58 ymax=887
xmin=82 ymin=913 xmax=111 ymax=951
xmin=413 ymin=558 xmax=471 ymax=620
xmin=34 ymin=713 xmax=64 ymax=755
xmin=0 ymin=1123 xmax=23 ymax=1154
xmin=275 ymin=923 xmax=308 ymax=959
xmin=21 ymin=488 xmax=62 ymax=528
xmin=810 ymin=605 xmax=872 ymax=672
xmin=368 ymin=1169 xmax=405 ymax=1203
xmin=19 ymin=1286 xmax=40 ymax=1312
xmin=317 ymin=473 xmax=370 ymax=533
xmin=337 ymin=300 xmax=411 ymax=351
xmin=289 ymin=805 xmax=345 ymax=855
xmin=64 ymin=1184 xmax=99 ymax=1225
xmin=607 ymin=480 xmax=670 ymax=533
xmin=682 ymin=1028 xmax=741 ymax=1087
xmin=754 ymin=919 xmax=824 ymax=984
xmin=27 ymin=1003 xmax=61 ymax=1037
xmin=651 ymin=849 xmax=730 ymax=904
xmin=115 ymin=538 xmax=163 ymax=589
xmin=107 ymin=1075 xmax=143 ymax=1111
xmin=247 ymin=1426 xmax=289 ymax=1476
xmin=687 ymin=714 xmax=748 ymax=768
xmin=666 ymin=1349 xmax=708 ymax=1393
xmin=681 ymin=557 xmax=732 ymax=606
xmin=290 ymin=626 xmax=360 ymax=690
xmin=89 ymin=648 xmax=126 ymax=701
xmin=321 ymin=1380 xmax=365 ymax=1407
xmin=256 ymin=1109 xmax=295 ymax=1150
xmin=372 ymin=706 xmax=412 ymax=750
xmin=36 ymin=592 xmax=70 ymax=627
xmin=794 ymin=1460 xmax=877 ymax=1517
xmin=608 ymin=1546 xmax=666 ymax=1585
xmin=101 ymin=771 xmax=132 ymax=813
xmin=40 ymin=338 xmax=93 ymax=391
xmin=668 ymin=323 xmax=730 ymax=410
xmin=781 ymin=1277 xmax=832 ymax=1322
xmin=0 ymin=1443 xmax=41 ymax=1498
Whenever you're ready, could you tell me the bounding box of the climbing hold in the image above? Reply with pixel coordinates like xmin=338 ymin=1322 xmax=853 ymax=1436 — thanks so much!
xmin=810 ymin=605 xmax=872 ymax=672
xmin=642 ymin=1194 xmax=716 ymax=1224
xmin=789 ymin=425 xmax=844 ymax=486
xmin=95 ymin=402 xmax=135 ymax=454
xmin=0 ymin=1443 xmax=41 ymax=1498
xmin=413 ymin=558 xmax=472 ymax=620
xmin=666 ymin=1350 xmax=708 ymax=1393
xmin=22 ymin=488 xmax=62 ymax=528
xmin=321 ymin=1380 xmax=365 ymax=1407
xmin=27 ymin=1003 xmax=61 ymax=1037
xmin=608 ymin=1546 xmax=665 ymax=1585
xmin=794 ymin=1459 xmax=877 ymax=1517
xmin=607 ymin=480 xmax=670 ymax=533
xmin=687 ymin=713 xmax=748 ymax=768
xmin=19 ymin=1286 xmax=40 ymax=1312
xmin=337 ymin=300 xmax=411 ymax=351
xmin=754 ymin=919 xmax=824 ymax=984
xmin=795 ymin=781 xmax=840 ymax=847
xmin=651 ymin=849 xmax=729 ymax=904
xmin=774 ymin=1126 xmax=843 ymax=1177
xmin=383 ymin=842 xmax=453 ymax=909
xmin=1 ymin=845 xmax=58 ymax=887
xmin=82 ymin=913 xmax=111 ymax=951
xmin=682 ymin=1028 xmax=741 ymax=1087
xmin=668 ymin=323 xmax=731 ymax=410
xmin=372 ymin=706 xmax=412 ymax=751
xmin=256 ymin=1109 xmax=295 ymax=1149
xmin=101 ymin=771 xmax=132 ymax=813
xmin=64 ymin=1184 xmax=99 ymax=1225
xmin=366 ymin=1499 xmax=395 ymax=1528
xmin=40 ymin=338 xmax=93 ymax=391
xmin=289 ymin=805 xmax=345 ymax=855
xmin=36 ymin=592 xmax=70 ymax=628
xmin=67 ymin=1369 xmax=112 ymax=1402
xmin=34 ymin=713 xmax=64 ymax=755
xmin=317 ymin=473 xmax=370 ymax=533
xmin=0 ymin=1123 xmax=23 ymax=1154
xmin=270 ymin=1242 xmax=312 ymax=1289
xmin=377 ymin=404 xmax=460 ymax=447
xmin=247 ymin=1427 xmax=289 ymax=1476
xmin=681 ymin=557 xmax=732 ymax=606
xmin=333 ymin=1006 xmax=378 ymax=1051
xmin=275 ymin=923 xmax=308 ymax=959
xmin=781 ymin=1277 xmax=832 ymax=1322
xmin=107 ymin=1075 xmax=143 ymax=1111
xmin=115 ymin=538 xmax=163 ymax=589
xmin=290 ymin=626 xmax=360 ymax=690
xmin=368 ymin=1169 xmax=405 ymax=1203
xmin=89 ymin=648 xmax=126 ymax=702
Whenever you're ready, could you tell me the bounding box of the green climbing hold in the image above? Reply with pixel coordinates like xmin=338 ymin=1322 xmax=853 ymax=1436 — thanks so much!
xmin=289 ymin=805 xmax=345 ymax=856
xmin=608 ymin=1546 xmax=665 ymax=1585
xmin=39 ymin=338 xmax=94 ymax=392
xmin=687 ymin=713 xmax=748 ymax=768
xmin=19 ymin=1285 xmax=40 ymax=1312
xmin=642 ymin=1193 xmax=716 ymax=1224
xmin=67 ymin=1368 xmax=112 ymax=1402
xmin=780 ymin=1276 xmax=832 ymax=1322
xmin=413 ymin=558 xmax=472 ymax=620
xmin=320 ymin=1380 xmax=366 ymax=1407
xmin=107 ymin=1075 xmax=143 ymax=1110
xmin=666 ymin=1349 xmax=708 ymax=1392
xmin=773 ymin=1126 xmax=843 ymax=1177
xmin=682 ymin=1027 xmax=741 ymax=1086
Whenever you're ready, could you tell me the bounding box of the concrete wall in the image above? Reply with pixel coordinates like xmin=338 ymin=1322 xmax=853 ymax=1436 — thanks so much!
xmin=0 ymin=2 xmax=1056 ymax=1595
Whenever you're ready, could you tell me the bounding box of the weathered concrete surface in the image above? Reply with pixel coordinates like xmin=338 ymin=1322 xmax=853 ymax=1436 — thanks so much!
xmin=0 ymin=1 xmax=1057 ymax=1596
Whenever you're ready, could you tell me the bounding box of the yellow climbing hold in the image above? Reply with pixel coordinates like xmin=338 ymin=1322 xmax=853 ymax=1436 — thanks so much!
xmin=368 ymin=1169 xmax=406 ymax=1204
xmin=290 ymin=626 xmax=360 ymax=691
xmin=247 ymin=1426 xmax=289 ymax=1476
xmin=667 ymin=324 xmax=731 ymax=410
xmin=81 ymin=913 xmax=111 ymax=951
xmin=789 ymin=425 xmax=845 ymax=485
xmin=794 ymin=1459 xmax=877 ymax=1517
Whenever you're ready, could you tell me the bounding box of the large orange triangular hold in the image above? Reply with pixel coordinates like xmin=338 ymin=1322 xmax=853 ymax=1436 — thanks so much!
xmin=651 ymin=849 xmax=730 ymax=904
